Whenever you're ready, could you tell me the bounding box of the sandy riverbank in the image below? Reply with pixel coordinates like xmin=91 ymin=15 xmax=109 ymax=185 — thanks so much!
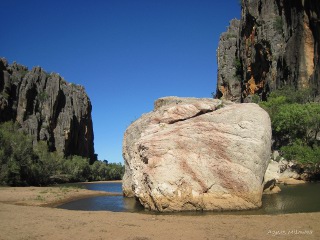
xmin=0 ymin=186 xmax=319 ymax=240
xmin=0 ymin=185 xmax=121 ymax=208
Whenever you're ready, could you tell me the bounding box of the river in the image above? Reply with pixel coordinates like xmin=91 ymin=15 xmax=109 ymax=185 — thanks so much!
xmin=57 ymin=182 xmax=320 ymax=215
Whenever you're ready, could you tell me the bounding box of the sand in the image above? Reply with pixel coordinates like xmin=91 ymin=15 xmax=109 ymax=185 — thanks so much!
xmin=0 ymin=185 xmax=319 ymax=240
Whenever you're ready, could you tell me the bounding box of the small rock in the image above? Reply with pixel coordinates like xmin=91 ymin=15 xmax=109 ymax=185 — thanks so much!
xmin=272 ymin=151 xmax=280 ymax=161
xmin=279 ymin=169 xmax=300 ymax=180
xmin=278 ymin=178 xmax=306 ymax=185
xmin=263 ymin=185 xmax=281 ymax=195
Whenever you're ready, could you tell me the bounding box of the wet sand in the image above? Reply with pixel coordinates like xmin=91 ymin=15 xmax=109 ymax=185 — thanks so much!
xmin=0 ymin=185 xmax=319 ymax=240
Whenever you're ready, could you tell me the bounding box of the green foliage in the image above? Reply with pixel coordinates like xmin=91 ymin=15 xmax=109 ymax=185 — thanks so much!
xmin=260 ymin=88 xmax=320 ymax=168
xmin=281 ymin=141 xmax=320 ymax=165
xmin=0 ymin=122 xmax=35 ymax=186
xmin=90 ymin=160 xmax=108 ymax=181
xmin=89 ymin=161 xmax=124 ymax=181
xmin=266 ymin=87 xmax=315 ymax=104
xmin=105 ymin=163 xmax=125 ymax=180
xmin=10 ymin=69 xmax=28 ymax=83
xmin=225 ymin=33 xmax=237 ymax=39
xmin=0 ymin=121 xmax=125 ymax=186
xmin=272 ymin=103 xmax=320 ymax=145
xmin=1 ymin=91 xmax=10 ymax=100
xmin=63 ymin=156 xmax=91 ymax=182
xmin=38 ymin=92 xmax=49 ymax=103
xmin=259 ymin=95 xmax=287 ymax=118
xmin=32 ymin=141 xmax=64 ymax=185
xmin=251 ymin=94 xmax=260 ymax=104
xmin=233 ymin=58 xmax=242 ymax=82
xmin=273 ymin=16 xmax=283 ymax=33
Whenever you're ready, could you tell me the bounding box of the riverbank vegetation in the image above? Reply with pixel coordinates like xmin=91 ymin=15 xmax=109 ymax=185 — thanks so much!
xmin=259 ymin=87 xmax=320 ymax=179
xmin=0 ymin=121 xmax=124 ymax=186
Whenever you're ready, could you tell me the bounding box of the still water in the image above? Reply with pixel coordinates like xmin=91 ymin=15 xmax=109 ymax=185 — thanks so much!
xmin=58 ymin=182 xmax=320 ymax=215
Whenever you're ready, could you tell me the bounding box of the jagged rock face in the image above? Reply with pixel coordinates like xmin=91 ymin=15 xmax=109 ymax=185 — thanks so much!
xmin=0 ymin=58 xmax=95 ymax=162
xmin=123 ymin=97 xmax=271 ymax=212
xmin=216 ymin=0 xmax=320 ymax=102
xmin=216 ymin=19 xmax=241 ymax=102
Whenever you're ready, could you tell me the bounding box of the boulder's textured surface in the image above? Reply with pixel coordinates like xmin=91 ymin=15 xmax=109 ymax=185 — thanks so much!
xmin=216 ymin=0 xmax=320 ymax=102
xmin=123 ymin=97 xmax=271 ymax=212
xmin=0 ymin=58 xmax=95 ymax=162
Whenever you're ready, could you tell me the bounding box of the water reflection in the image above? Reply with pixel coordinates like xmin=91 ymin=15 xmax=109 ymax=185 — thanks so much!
xmin=262 ymin=183 xmax=320 ymax=214
xmin=79 ymin=182 xmax=122 ymax=193
xmin=59 ymin=195 xmax=144 ymax=212
xmin=58 ymin=182 xmax=320 ymax=215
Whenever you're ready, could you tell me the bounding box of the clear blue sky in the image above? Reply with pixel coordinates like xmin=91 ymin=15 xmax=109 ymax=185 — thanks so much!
xmin=1 ymin=0 xmax=240 ymax=163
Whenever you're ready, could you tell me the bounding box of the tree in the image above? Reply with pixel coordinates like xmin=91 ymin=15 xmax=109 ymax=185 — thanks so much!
xmin=0 ymin=121 xmax=125 ymax=185
xmin=259 ymin=88 xmax=320 ymax=172
xmin=106 ymin=163 xmax=124 ymax=180
xmin=63 ymin=156 xmax=91 ymax=182
xmin=0 ymin=121 xmax=35 ymax=186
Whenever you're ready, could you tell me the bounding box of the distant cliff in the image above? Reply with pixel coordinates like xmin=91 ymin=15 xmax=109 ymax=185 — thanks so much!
xmin=216 ymin=0 xmax=320 ymax=102
xmin=0 ymin=58 xmax=95 ymax=163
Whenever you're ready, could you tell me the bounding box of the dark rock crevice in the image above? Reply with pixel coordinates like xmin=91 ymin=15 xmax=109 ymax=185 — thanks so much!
xmin=168 ymin=109 xmax=214 ymax=124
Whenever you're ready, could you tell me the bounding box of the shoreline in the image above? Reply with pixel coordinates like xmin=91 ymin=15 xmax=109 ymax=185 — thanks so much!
xmin=0 ymin=185 xmax=122 ymax=208
xmin=0 ymin=202 xmax=319 ymax=240
xmin=79 ymin=180 xmax=123 ymax=184
xmin=0 ymin=185 xmax=319 ymax=239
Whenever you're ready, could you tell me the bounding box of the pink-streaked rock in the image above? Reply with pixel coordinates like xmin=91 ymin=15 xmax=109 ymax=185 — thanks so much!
xmin=122 ymin=97 xmax=271 ymax=212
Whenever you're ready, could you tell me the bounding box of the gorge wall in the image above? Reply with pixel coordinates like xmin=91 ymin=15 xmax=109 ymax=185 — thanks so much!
xmin=0 ymin=58 xmax=96 ymax=163
xmin=216 ymin=0 xmax=320 ymax=102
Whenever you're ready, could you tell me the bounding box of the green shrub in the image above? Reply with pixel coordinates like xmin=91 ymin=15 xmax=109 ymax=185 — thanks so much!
xmin=281 ymin=141 xmax=320 ymax=165
xmin=260 ymin=87 xmax=320 ymax=169
xmin=63 ymin=156 xmax=91 ymax=182
xmin=273 ymin=16 xmax=283 ymax=33
xmin=0 ymin=121 xmax=125 ymax=186
xmin=233 ymin=58 xmax=242 ymax=82
xmin=106 ymin=163 xmax=124 ymax=180
xmin=0 ymin=121 xmax=35 ymax=186
xmin=38 ymin=92 xmax=49 ymax=103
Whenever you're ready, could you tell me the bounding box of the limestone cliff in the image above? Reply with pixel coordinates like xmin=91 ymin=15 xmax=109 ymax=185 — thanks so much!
xmin=216 ymin=0 xmax=320 ymax=102
xmin=0 ymin=58 xmax=95 ymax=163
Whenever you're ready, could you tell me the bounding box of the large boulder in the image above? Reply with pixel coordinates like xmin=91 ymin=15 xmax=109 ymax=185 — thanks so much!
xmin=123 ymin=97 xmax=272 ymax=212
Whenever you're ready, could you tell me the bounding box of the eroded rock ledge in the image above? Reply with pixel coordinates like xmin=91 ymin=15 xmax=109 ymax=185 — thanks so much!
xmin=122 ymin=97 xmax=271 ymax=212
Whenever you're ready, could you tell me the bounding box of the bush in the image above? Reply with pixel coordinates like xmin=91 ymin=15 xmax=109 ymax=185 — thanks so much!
xmin=0 ymin=121 xmax=35 ymax=186
xmin=281 ymin=141 xmax=320 ymax=165
xmin=260 ymin=88 xmax=320 ymax=168
xmin=233 ymin=58 xmax=242 ymax=82
xmin=32 ymin=141 xmax=64 ymax=185
xmin=63 ymin=156 xmax=91 ymax=182
xmin=0 ymin=121 xmax=125 ymax=186
xmin=261 ymin=96 xmax=320 ymax=147
xmin=106 ymin=163 xmax=125 ymax=180
xmin=273 ymin=16 xmax=283 ymax=33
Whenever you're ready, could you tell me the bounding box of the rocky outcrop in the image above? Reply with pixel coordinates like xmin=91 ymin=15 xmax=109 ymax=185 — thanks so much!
xmin=0 ymin=58 xmax=95 ymax=162
xmin=123 ymin=97 xmax=271 ymax=212
xmin=216 ymin=19 xmax=241 ymax=102
xmin=216 ymin=0 xmax=320 ymax=102
xmin=263 ymin=158 xmax=308 ymax=192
